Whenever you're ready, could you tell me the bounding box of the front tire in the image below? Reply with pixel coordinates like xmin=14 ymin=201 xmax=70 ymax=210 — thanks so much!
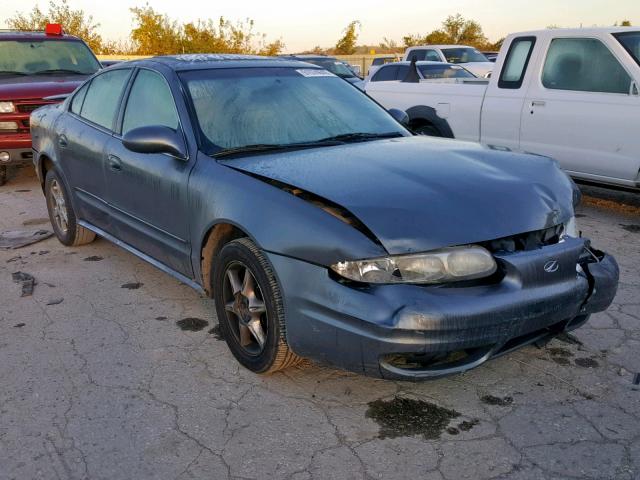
xmin=212 ymin=238 xmax=301 ymax=374
xmin=45 ymin=169 xmax=96 ymax=246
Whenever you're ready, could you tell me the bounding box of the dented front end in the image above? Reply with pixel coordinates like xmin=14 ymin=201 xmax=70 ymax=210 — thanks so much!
xmin=266 ymin=234 xmax=618 ymax=380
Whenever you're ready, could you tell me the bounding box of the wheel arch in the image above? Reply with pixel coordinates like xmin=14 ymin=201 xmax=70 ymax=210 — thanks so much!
xmin=405 ymin=105 xmax=455 ymax=138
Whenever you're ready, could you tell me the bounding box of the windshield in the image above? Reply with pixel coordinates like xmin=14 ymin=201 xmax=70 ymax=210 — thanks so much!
xmin=441 ymin=47 xmax=488 ymax=64
xmin=181 ymin=67 xmax=408 ymax=153
xmin=614 ymin=31 xmax=640 ymax=67
xmin=0 ymin=40 xmax=100 ymax=75
xmin=302 ymin=58 xmax=356 ymax=78
xmin=418 ymin=64 xmax=476 ymax=79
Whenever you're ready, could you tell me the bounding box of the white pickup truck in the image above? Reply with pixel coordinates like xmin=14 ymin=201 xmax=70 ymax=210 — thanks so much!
xmin=367 ymin=28 xmax=640 ymax=189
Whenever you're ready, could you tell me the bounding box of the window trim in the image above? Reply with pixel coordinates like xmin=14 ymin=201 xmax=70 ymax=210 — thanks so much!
xmin=539 ymin=36 xmax=634 ymax=96
xmin=612 ymin=31 xmax=640 ymax=68
xmin=68 ymin=67 xmax=134 ymax=134
xmin=498 ymin=36 xmax=536 ymax=89
xmin=117 ymin=67 xmax=182 ymax=137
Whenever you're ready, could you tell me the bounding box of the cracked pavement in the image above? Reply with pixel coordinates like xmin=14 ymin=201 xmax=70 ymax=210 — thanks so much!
xmin=1 ymin=167 xmax=639 ymax=480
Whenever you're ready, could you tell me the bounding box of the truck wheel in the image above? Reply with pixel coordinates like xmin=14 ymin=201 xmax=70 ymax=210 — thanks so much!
xmin=413 ymin=123 xmax=442 ymax=137
xmin=0 ymin=165 xmax=6 ymax=186
xmin=212 ymin=238 xmax=302 ymax=374
xmin=45 ymin=169 xmax=96 ymax=246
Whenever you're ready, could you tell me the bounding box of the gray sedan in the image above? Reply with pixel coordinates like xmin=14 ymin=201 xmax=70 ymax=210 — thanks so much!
xmin=30 ymin=55 xmax=618 ymax=380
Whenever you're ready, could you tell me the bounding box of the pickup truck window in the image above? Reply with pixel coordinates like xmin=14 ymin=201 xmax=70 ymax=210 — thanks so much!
xmin=372 ymin=65 xmax=399 ymax=81
xmin=498 ymin=36 xmax=536 ymax=89
xmin=122 ymin=69 xmax=179 ymax=135
xmin=542 ymin=38 xmax=632 ymax=94
xmin=407 ymin=49 xmax=440 ymax=62
xmin=614 ymin=31 xmax=640 ymax=67
xmin=79 ymin=68 xmax=131 ymax=130
xmin=441 ymin=48 xmax=488 ymax=64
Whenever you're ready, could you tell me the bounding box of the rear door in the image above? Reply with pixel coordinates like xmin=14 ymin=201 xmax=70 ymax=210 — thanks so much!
xmin=58 ymin=68 xmax=132 ymax=229
xmin=103 ymin=68 xmax=194 ymax=276
xmin=519 ymin=35 xmax=640 ymax=184
xmin=481 ymin=36 xmax=537 ymax=149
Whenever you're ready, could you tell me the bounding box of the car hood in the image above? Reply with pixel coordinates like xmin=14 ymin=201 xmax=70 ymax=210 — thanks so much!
xmin=0 ymin=74 xmax=88 ymax=100
xmin=459 ymin=62 xmax=494 ymax=77
xmin=221 ymin=136 xmax=575 ymax=256
xmin=344 ymin=77 xmax=365 ymax=90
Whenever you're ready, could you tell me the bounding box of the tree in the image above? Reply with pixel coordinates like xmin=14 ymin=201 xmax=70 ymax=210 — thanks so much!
xmin=130 ymin=5 xmax=183 ymax=55
xmin=335 ymin=21 xmax=360 ymax=55
xmin=615 ymin=20 xmax=632 ymax=26
xmin=402 ymin=14 xmax=491 ymax=50
xmin=7 ymin=0 xmax=103 ymax=52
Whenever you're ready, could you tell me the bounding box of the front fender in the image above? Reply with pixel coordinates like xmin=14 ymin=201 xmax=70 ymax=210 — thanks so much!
xmin=188 ymin=152 xmax=387 ymax=283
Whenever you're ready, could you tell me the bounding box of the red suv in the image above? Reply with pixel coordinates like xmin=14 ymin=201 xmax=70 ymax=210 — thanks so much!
xmin=0 ymin=24 xmax=101 ymax=185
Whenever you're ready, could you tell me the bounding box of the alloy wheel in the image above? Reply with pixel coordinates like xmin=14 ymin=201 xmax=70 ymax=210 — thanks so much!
xmin=48 ymin=179 xmax=69 ymax=234
xmin=222 ymin=261 xmax=269 ymax=355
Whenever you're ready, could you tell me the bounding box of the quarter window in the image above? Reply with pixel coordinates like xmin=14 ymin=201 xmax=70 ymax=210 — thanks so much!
xmin=372 ymin=65 xmax=399 ymax=82
xmin=80 ymin=69 xmax=131 ymax=130
xmin=499 ymin=36 xmax=536 ymax=89
xmin=70 ymin=83 xmax=88 ymax=114
xmin=541 ymin=38 xmax=632 ymax=94
xmin=122 ymin=69 xmax=179 ymax=135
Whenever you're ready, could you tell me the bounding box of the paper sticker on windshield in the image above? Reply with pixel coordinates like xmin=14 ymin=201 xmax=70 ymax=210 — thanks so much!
xmin=296 ymin=69 xmax=334 ymax=77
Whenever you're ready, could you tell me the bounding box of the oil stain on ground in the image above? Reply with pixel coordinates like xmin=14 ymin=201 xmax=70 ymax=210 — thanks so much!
xmin=620 ymin=224 xmax=640 ymax=234
xmin=575 ymin=357 xmax=599 ymax=368
xmin=176 ymin=317 xmax=209 ymax=332
xmin=481 ymin=395 xmax=514 ymax=407
xmin=83 ymin=256 xmax=103 ymax=262
xmin=366 ymin=396 xmax=461 ymax=440
xmin=121 ymin=282 xmax=143 ymax=290
xmin=208 ymin=324 xmax=224 ymax=340
xmin=547 ymin=346 xmax=574 ymax=366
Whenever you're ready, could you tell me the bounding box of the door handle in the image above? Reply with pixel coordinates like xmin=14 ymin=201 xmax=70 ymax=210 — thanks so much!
xmin=108 ymin=154 xmax=122 ymax=172
xmin=531 ymin=100 xmax=546 ymax=107
xmin=58 ymin=135 xmax=68 ymax=148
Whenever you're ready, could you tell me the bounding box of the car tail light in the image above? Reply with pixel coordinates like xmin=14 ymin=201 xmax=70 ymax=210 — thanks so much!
xmin=45 ymin=23 xmax=64 ymax=36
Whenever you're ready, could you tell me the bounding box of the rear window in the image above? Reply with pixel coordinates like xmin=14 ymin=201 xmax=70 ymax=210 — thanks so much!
xmin=614 ymin=31 xmax=640 ymax=67
xmin=498 ymin=36 xmax=536 ymax=89
xmin=418 ymin=64 xmax=476 ymax=79
xmin=371 ymin=65 xmax=399 ymax=82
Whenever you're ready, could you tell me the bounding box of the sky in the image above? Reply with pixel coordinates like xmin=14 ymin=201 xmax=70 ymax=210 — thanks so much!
xmin=1 ymin=0 xmax=639 ymax=52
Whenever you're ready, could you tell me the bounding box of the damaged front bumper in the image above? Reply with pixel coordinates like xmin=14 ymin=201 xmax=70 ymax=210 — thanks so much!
xmin=268 ymin=236 xmax=618 ymax=380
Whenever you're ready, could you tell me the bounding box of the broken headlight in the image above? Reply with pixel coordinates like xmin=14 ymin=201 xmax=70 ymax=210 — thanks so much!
xmin=331 ymin=246 xmax=497 ymax=284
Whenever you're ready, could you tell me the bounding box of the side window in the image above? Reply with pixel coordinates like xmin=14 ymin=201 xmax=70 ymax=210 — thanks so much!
xmin=542 ymin=38 xmax=632 ymax=94
xmin=499 ymin=36 xmax=536 ymax=89
xmin=80 ymin=69 xmax=131 ymax=130
xmin=122 ymin=69 xmax=179 ymax=135
xmin=425 ymin=50 xmax=441 ymax=62
xmin=372 ymin=65 xmax=399 ymax=82
xmin=395 ymin=65 xmax=410 ymax=80
xmin=408 ymin=50 xmax=427 ymax=61
xmin=70 ymin=83 xmax=88 ymax=114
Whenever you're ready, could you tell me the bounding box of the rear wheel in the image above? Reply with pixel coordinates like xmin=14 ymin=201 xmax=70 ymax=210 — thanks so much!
xmin=45 ymin=169 xmax=96 ymax=246
xmin=212 ymin=238 xmax=301 ymax=374
xmin=0 ymin=165 xmax=6 ymax=186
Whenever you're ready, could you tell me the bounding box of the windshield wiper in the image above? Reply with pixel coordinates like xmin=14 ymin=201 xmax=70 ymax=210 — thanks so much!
xmin=33 ymin=69 xmax=91 ymax=75
xmin=0 ymin=70 xmax=28 ymax=76
xmin=314 ymin=132 xmax=404 ymax=143
xmin=214 ymin=132 xmax=404 ymax=158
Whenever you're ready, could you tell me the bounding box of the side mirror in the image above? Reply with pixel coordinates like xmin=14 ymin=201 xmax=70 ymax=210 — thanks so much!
xmin=388 ymin=108 xmax=409 ymax=126
xmin=122 ymin=125 xmax=187 ymax=160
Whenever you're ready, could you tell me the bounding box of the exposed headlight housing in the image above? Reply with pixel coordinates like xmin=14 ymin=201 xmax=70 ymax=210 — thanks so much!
xmin=0 ymin=121 xmax=19 ymax=131
xmin=564 ymin=216 xmax=578 ymax=237
xmin=0 ymin=102 xmax=15 ymax=113
xmin=331 ymin=246 xmax=497 ymax=284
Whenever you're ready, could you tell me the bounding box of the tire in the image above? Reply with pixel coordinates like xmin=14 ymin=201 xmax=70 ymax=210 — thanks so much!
xmin=0 ymin=165 xmax=6 ymax=186
xmin=212 ymin=237 xmax=301 ymax=374
xmin=44 ymin=169 xmax=96 ymax=246
xmin=412 ymin=122 xmax=442 ymax=137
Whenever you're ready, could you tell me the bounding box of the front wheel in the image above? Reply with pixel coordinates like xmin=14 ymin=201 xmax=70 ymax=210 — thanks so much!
xmin=212 ymin=238 xmax=301 ymax=374
xmin=45 ymin=169 xmax=96 ymax=246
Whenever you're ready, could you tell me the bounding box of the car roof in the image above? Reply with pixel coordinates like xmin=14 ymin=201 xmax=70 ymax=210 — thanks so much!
xmin=406 ymin=45 xmax=476 ymax=50
xmin=0 ymin=30 xmax=82 ymax=42
xmin=508 ymin=26 xmax=640 ymax=37
xmin=379 ymin=61 xmax=451 ymax=67
xmin=127 ymin=54 xmax=321 ymax=71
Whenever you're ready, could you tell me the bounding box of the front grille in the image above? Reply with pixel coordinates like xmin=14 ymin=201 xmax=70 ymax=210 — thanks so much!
xmin=17 ymin=104 xmax=44 ymax=113
xmin=480 ymin=224 xmax=564 ymax=254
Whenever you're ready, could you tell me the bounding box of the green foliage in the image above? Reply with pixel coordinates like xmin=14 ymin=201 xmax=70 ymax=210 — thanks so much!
xmin=129 ymin=5 xmax=284 ymax=55
xmin=402 ymin=14 xmax=492 ymax=50
xmin=7 ymin=0 xmax=103 ymax=52
xmin=335 ymin=21 xmax=360 ymax=55
xmin=616 ymin=20 xmax=632 ymax=26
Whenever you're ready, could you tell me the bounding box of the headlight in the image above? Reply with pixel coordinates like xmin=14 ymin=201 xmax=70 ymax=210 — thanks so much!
xmin=0 ymin=102 xmax=15 ymax=113
xmin=331 ymin=246 xmax=497 ymax=284
xmin=0 ymin=121 xmax=19 ymax=131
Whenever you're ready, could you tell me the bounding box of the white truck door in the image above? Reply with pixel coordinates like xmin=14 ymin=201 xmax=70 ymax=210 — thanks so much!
xmin=520 ymin=36 xmax=640 ymax=186
xmin=481 ymin=36 xmax=538 ymax=149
